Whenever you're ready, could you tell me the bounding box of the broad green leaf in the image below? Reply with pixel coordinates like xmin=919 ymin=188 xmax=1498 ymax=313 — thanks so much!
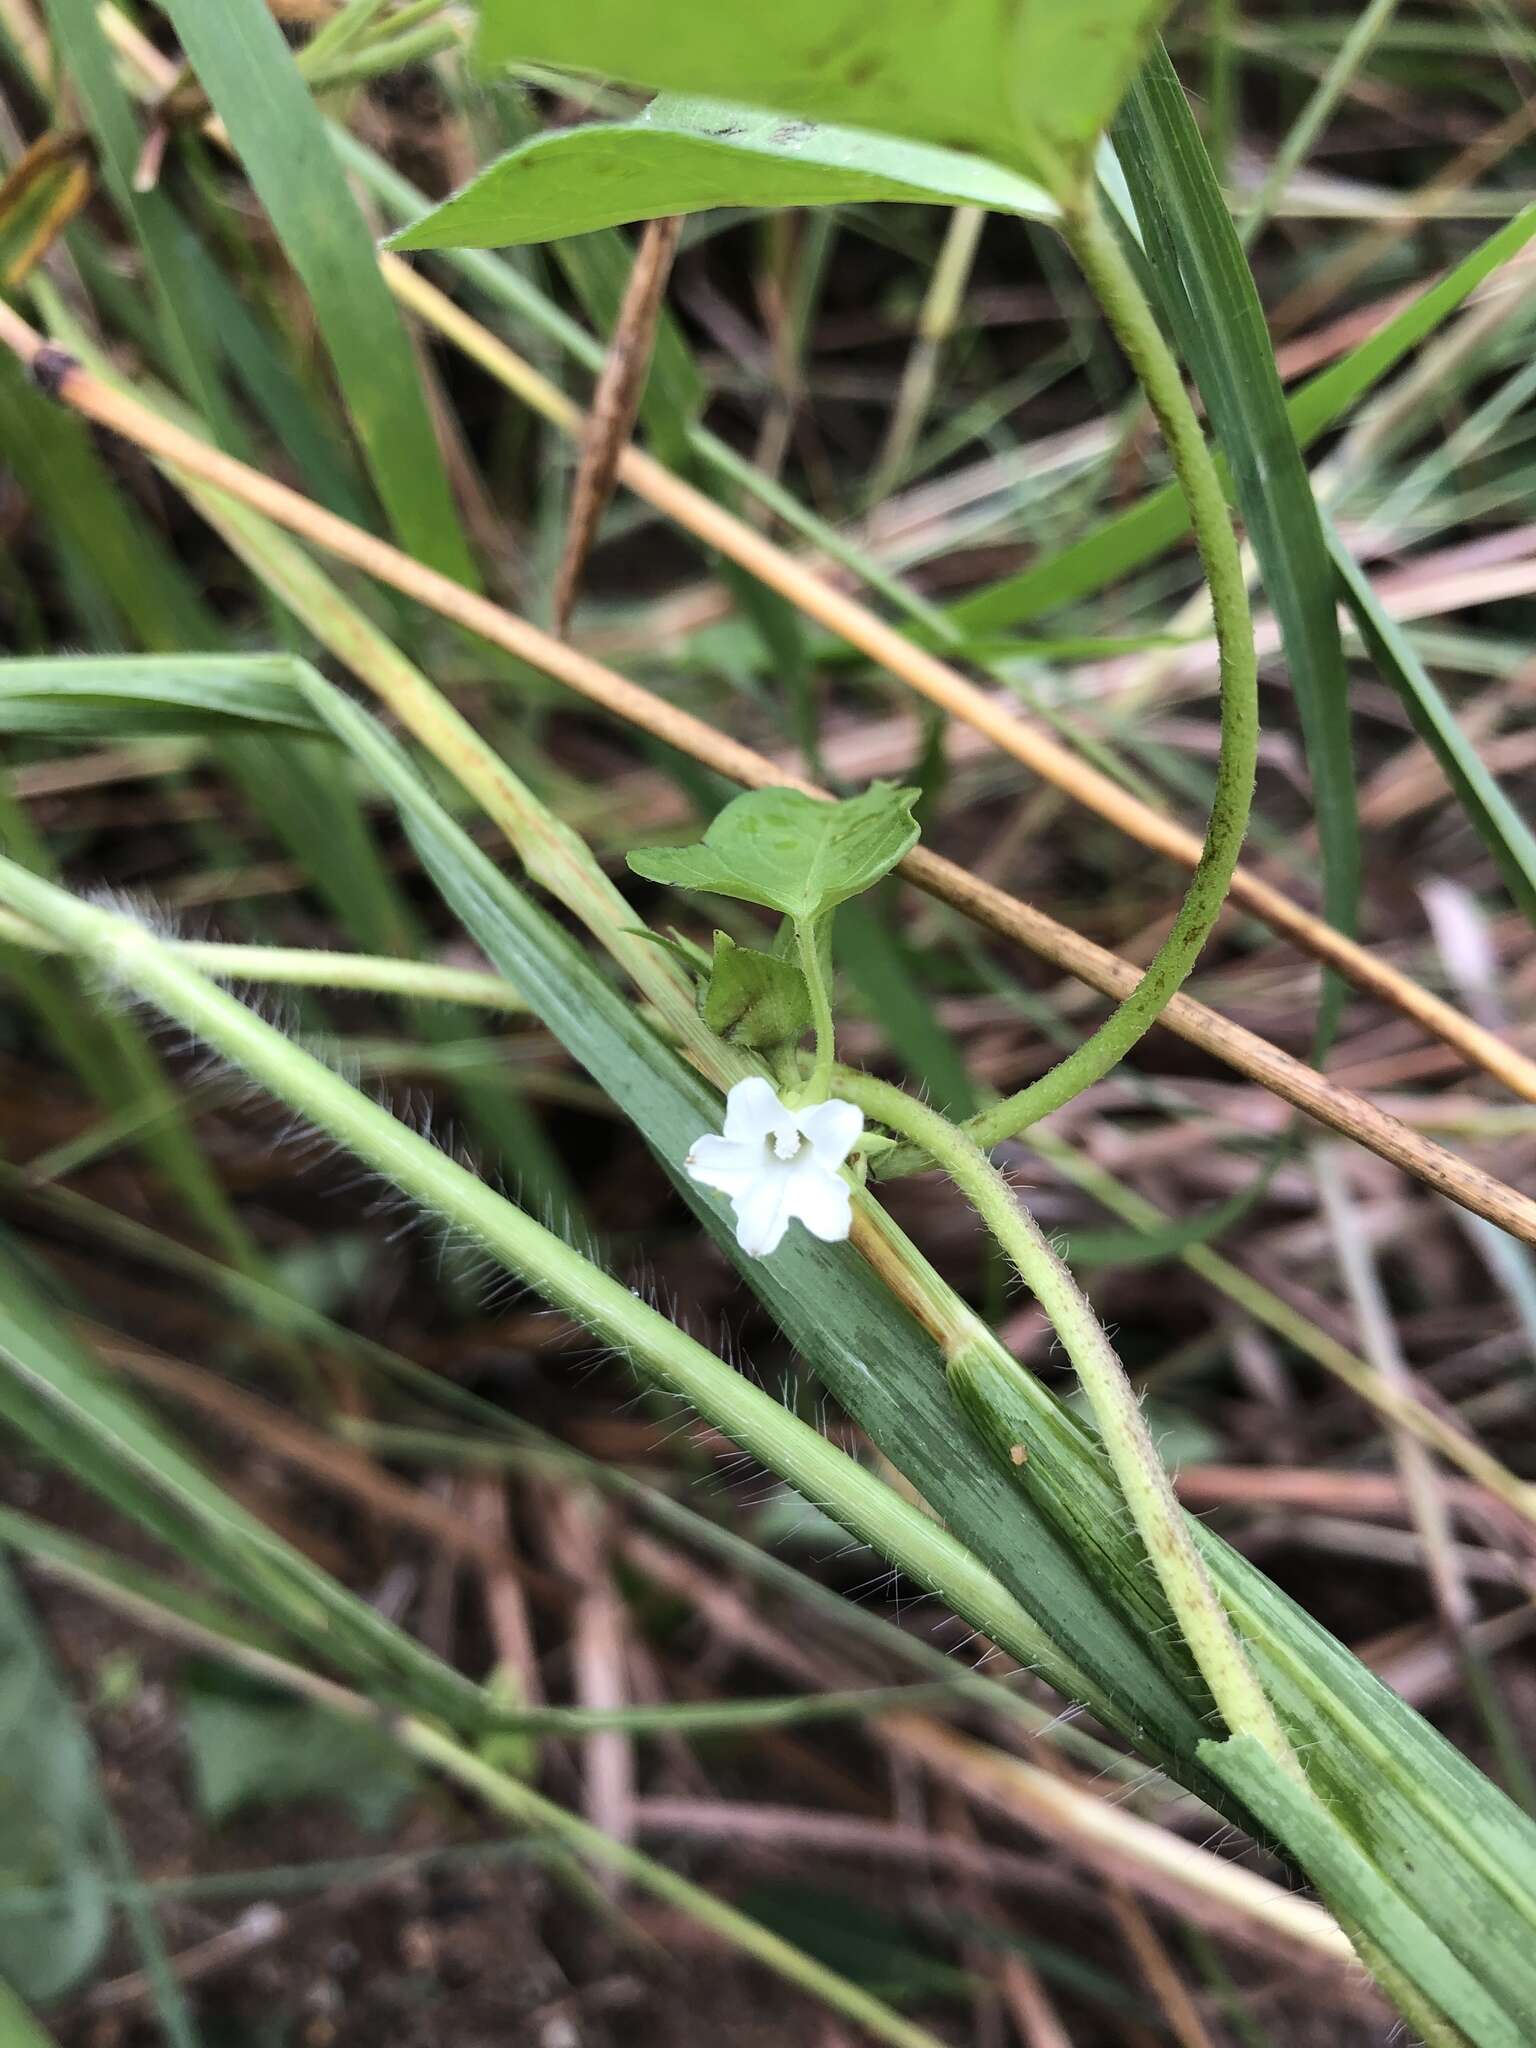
xmin=181 ymin=1669 xmax=417 ymax=1830
xmin=627 ymin=783 xmax=920 ymax=924
xmin=391 ymin=94 xmax=1058 ymax=250
xmin=0 ymin=1556 xmax=109 ymax=2001
xmin=157 ymin=0 xmax=477 ymax=583
xmin=701 ymin=930 xmax=813 ymax=1052
xmin=950 ymin=201 xmax=1536 ymax=631
xmin=473 ymin=0 xmax=1174 ymax=193
xmin=1329 ymin=525 xmax=1536 ymax=925
xmin=1115 ymin=45 xmax=1359 ymax=1050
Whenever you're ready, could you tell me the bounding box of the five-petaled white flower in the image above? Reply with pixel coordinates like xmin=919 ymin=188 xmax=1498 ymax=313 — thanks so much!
xmin=685 ymin=1077 xmax=863 ymax=1258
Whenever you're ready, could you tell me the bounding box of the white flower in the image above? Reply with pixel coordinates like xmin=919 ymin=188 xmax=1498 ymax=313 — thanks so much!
xmin=685 ymin=1077 xmax=863 ymax=1258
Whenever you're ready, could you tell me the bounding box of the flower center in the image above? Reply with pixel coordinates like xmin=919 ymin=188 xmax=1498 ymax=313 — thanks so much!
xmin=768 ymin=1120 xmax=806 ymax=1163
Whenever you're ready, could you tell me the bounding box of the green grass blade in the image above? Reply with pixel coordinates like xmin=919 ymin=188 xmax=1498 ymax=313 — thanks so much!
xmin=0 ymin=352 xmax=214 ymax=650
xmin=18 ymin=794 xmax=1536 ymax=2026
xmin=0 ymin=651 xmax=578 ymax=1215
xmin=1329 ymin=523 xmax=1536 ymax=924
xmin=43 ymin=0 xmax=238 ymax=443
xmin=15 ymin=731 xmax=1536 ymax=2022
xmin=0 ymin=1509 xmax=946 ymax=2048
xmin=838 ymin=898 xmax=976 ymax=1118
xmin=0 ymin=863 xmax=1073 ymax=1739
xmin=0 ymin=1237 xmax=491 ymax=1727
xmin=157 ymin=0 xmax=477 ymax=581
xmin=164 ymin=233 xmax=375 ymax=528
xmin=0 ymin=1168 xmax=1133 ymax=1777
xmin=18 ymin=265 xmax=582 ymax=1214
xmin=0 ymin=1501 xmax=277 ymax=1653
xmin=1210 ymin=1736 xmax=1513 ymax=2047
xmin=0 ymin=777 xmax=262 ymax=1275
xmin=97 ymin=1806 xmax=202 ymax=2048
xmin=1115 ymin=43 xmax=1359 ymax=1044
xmin=0 ymin=655 xmax=327 ymax=736
xmin=947 ymin=1337 xmax=1536 ymax=2037
xmin=0 ymin=1982 xmax=64 ymax=2046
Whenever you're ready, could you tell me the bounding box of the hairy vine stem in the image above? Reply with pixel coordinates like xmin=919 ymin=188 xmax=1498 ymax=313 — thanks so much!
xmin=839 ymin=1066 xmax=1301 ymax=1778
xmin=888 ymin=189 xmax=1259 ymax=1166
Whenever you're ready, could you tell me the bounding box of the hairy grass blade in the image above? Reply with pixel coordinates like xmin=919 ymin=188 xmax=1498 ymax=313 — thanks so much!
xmin=1330 ymin=521 xmax=1536 ymax=924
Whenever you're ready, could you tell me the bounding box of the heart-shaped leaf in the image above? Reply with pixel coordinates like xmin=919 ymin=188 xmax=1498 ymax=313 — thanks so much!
xmin=473 ymin=0 xmax=1175 ymax=194
xmin=701 ymin=930 xmax=813 ymax=1051
xmin=389 ymin=94 xmax=1058 ymax=251
xmin=628 ymin=783 xmax=920 ymax=924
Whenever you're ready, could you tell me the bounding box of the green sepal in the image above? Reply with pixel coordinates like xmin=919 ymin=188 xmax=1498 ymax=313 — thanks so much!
xmin=700 ymin=930 xmax=813 ymax=1054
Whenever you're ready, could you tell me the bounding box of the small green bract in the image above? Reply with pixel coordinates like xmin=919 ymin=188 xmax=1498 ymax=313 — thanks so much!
xmin=701 ymin=931 xmax=813 ymax=1052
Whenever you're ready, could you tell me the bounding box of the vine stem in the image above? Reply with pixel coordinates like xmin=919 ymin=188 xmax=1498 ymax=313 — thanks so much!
xmin=896 ymin=189 xmax=1259 ymax=1167
xmin=838 ymin=1066 xmax=1302 ymax=1780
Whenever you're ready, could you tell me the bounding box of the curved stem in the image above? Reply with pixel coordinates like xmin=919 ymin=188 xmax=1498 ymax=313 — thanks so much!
xmin=901 ymin=191 xmax=1258 ymax=1169
xmin=838 ymin=1066 xmax=1301 ymax=1778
